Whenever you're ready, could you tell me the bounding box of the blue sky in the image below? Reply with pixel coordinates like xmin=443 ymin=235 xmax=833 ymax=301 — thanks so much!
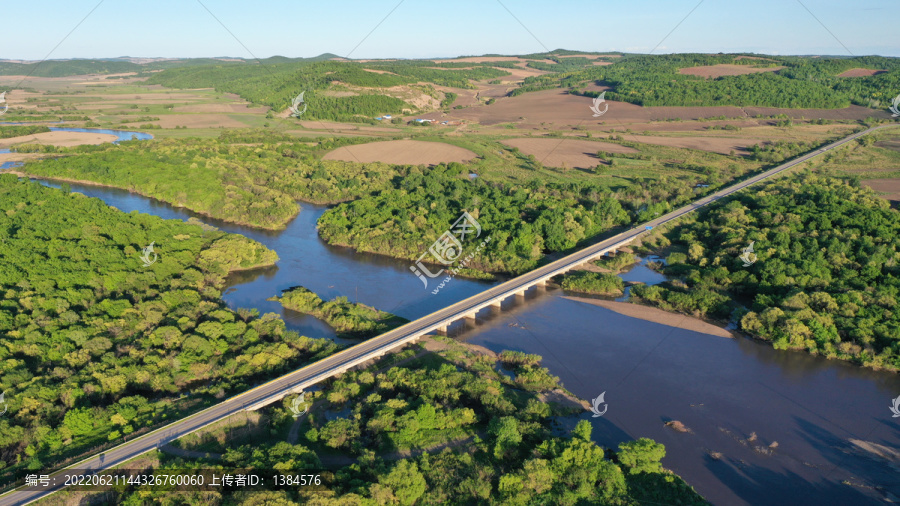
xmin=5 ymin=0 xmax=898 ymax=60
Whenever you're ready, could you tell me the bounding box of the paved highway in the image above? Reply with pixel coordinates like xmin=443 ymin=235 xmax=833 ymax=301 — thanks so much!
xmin=1 ymin=123 xmax=894 ymax=505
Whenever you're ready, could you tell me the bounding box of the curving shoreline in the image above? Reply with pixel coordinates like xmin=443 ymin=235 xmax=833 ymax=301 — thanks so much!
xmin=1 ymin=169 xmax=295 ymax=231
xmin=563 ymin=295 xmax=735 ymax=338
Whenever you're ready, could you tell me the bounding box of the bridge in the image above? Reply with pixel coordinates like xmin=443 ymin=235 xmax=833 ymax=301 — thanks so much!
xmin=0 ymin=124 xmax=894 ymax=505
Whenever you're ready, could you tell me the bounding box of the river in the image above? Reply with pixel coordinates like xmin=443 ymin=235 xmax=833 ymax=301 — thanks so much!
xmin=3 ymin=130 xmax=899 ymax=505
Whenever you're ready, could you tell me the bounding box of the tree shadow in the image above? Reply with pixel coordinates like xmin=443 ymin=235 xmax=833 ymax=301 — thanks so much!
xmin=701 ymin=417 xmax=888 ymax=505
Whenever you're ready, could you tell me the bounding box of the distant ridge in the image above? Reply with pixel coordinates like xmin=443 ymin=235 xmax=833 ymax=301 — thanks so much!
xmin=0 ymin=53 xmax=342 ymax=77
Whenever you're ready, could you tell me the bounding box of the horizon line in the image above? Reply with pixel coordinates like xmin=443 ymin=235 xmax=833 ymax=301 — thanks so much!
xmin=3 ymin=50 xmax=900 ymax=64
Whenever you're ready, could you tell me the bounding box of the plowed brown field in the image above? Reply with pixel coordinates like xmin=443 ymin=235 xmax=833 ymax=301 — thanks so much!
xmin=323 ymin=140 xmax=477 ymax=165
xmin=837 ymin=68 xmax=886 ymax=77
xmin=501 ymin=138 xmax=637 ymax=169
xmin=678 ymin=64 xmax=783 ymax=78
xmin=862 ymin=178 xmax=900 ymax=202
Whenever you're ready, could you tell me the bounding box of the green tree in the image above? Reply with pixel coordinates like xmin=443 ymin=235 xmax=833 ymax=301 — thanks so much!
xmin=618 ymin=438 xmax=666 ymax=474
xmin=489 ymin=416 xmax=522 ymax=459
xmin=375 ymin=460 xmax=426 ymax=506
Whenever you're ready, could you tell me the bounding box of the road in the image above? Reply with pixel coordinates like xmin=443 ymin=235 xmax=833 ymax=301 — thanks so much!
xmin=1 ymin=123 xmax=893 ymax=505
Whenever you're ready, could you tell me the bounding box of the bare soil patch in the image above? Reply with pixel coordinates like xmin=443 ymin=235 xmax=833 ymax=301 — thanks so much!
xmin=679 ymin=64 xmax=783 ymax=78
xmin=564 ymin=296 xmax=734 ymax=338
xmin=434 ymin=56 xmax=520 ymax=64
xmin=323 ymin=139 xmax=477 ymax=165
xmin=434 ymin=85 xmax=479 ymax=108
xmin=495 ymin=66 xmax=548 ymax=81
xmin=446 ymin=89 xmax=751 ymax=127
xmin=325 ymin=82 xmax=440 ymax=111
xmin=477 ymin=83 xmax=516 ymax=100
xmin=0 ymin=131 xmax=118 ymax=148
xmin=0 ymin=152 xmax=43 ymax=165
xmin=502 ymin=137 xmax=636 ymax=168
xmin=440 ymin=87 xmax=883 ymax=132
xmin=862 ymin=178 xmax=900 ymax=202
xmin=837 ymin=68 xmax=886 ymax=77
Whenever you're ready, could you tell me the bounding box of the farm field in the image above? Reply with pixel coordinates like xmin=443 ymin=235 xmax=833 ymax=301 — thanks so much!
xmin=322 ymin=139 xmax=477 ymax=165
xmin=796 ymin=128 xmax=900 ymax=202
xmin=499 ymin=137 xmax=637 ymax=169
xmin=677 ymin=63 xmax=784 ymax=78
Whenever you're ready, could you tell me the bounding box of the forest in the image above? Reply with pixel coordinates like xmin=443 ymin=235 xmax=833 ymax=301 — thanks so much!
xmin=15 ymin=132 xmax=409 ymax=230
xmin=270 ymin=286 xmax=408 ymax=338
xmin=146 ymin=60 xmax=509 ymax=122
xmin=0 ymin=125 xmax=49 ymax=139
xmin=0 ymin=175 xmax=342 ymax=484
xmin=0 ymin=55 xmax=337 ymax=78
xmin=559 ymin=271 xmax=625 ymax=296
xmin=634 ymin=173 xmax=900 ymax=371
xmin=521 ymin=53 xmax=900 ymax=109
xmin=317 ymin=162 xmax=630 ymax=275
xmin=103 ymin=338 xmax=705 ymax=505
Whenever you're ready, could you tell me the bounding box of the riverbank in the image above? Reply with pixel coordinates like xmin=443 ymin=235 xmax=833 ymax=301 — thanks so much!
xmin=1 ymin=169 xmax=295 ymax=231
xmin=270 ymin=286 xmax=409 ymax=338
xmin=563 ymin=296 xmax=735 ymax=338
